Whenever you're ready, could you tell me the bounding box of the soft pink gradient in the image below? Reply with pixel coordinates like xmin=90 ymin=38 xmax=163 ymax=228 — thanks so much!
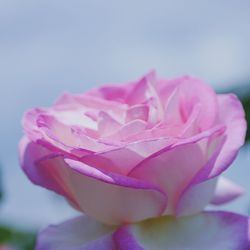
xmin=20 ymin=71 xmax=246 ymax=225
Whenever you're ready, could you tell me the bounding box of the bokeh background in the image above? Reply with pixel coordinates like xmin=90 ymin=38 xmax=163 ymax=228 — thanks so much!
xmin=0 ymin=1 xmax=250 ymax=249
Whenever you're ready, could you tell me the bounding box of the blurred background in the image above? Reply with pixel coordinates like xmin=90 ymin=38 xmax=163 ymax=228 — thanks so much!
xmin=0 ymin=1 xmax=249 ymax=249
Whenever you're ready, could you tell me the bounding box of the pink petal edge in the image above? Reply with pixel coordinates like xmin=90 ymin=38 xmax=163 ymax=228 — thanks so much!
xmin=20 ymin=136 xmax=167 ymax=225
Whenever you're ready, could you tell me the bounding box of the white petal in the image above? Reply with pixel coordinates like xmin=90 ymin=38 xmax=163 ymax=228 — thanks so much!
xmin=36 ymin=215 xmax=116 ymax=250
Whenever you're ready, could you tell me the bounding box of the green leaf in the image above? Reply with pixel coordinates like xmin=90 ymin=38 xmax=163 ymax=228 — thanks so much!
xmin=0 ymin=225 xmax=36 ymax=250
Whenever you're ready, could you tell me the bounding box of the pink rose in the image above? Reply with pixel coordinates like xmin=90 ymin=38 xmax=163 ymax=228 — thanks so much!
xmin=20 ymin=71 xmax=249 ymax=249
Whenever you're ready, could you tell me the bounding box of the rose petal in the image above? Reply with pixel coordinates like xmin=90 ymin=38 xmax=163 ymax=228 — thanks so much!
xmin=20 ymin=137 xmax=167 ymax=225
xmin=80 ymin=137 xmax=174 ymax=175
xmin=180 ymin=103 xmax=201 ymax=137
xmin=164 ymin=87 xmax=182 ymax=125
xmin=129 ymin=143 xmax=203 ymax=215
xmin=176 ymin=132 xmax=225 ymax=216
xmin=19 ymin=136 xmax=80 ymax=206
xmin=210 ymin=177 xmax=245 ymax=205
xmin=125 ymin=71 xmax=157 ymax=105
xmin=81 ymin=146 xmax=144 ymax=175
xmin=177 ymin=178 xmax=218 ymax=216
xmin=129 ymin=126 xmax=225 ymax=216
xmin=158 ymin=76 xmax=218 ymax=130
xmin=107 ymin=120 xmax=147 ymax=142
xmin=55 ymin=92 xmax=126 ymax=113
xmin=207 ymin=94 xmax=247 ymax=177
xmin=126 ymin=104 xmax=149 ymax=123
xmin=178 ymin=76 xmax=218 ymax=130
xmin=114 ymin=211 xmax=250 ymax=250
xmin=176 ymin=95 xmax=246 ymax=216
xmin=23 ymin=109 xmax=110 ymax=156
xmin=64 ymin=159 xmax=167 ymax=224
xmin=87 ymin=84 xmax=130 ymax=103
xmin=97 ymin=111 xmax=121 ymax=137
xmin=36 ymin=215 xmax=116 ymax=250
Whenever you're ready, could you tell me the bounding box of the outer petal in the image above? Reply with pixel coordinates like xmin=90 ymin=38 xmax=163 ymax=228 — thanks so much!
xmin=177 ymin=177 xmax=218 ymax=216
xmin=210 ymin=177 xmax=245 ymax=205
xmin=176 ymin=132 xmax=225 ymax=216
xmin=208 ymin=94 xmax=246 ymax=178
xmin=129 ymin=142 xmax=204 ymax=215
xmin=20 ymin=137 xmax=167 ymax=225
xmin=65 ymin=159 xmax=167 ymax=224
xmin=19 ymin=136 xmax=76 ymax=202
xmin=176 ymin=95 xmax=246 ymax=215
xmin=129 ymin=126 xmax=225 ymax=215
xmin=36 ymin=215 xmax=116 ymax=250
xmin=114 ymin=211 xmax=250 ymax=250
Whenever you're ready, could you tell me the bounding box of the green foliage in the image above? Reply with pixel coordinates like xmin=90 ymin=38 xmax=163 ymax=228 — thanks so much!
xmin=241 ymin=97 xmax=250 ymax=142
xmin=0 ymin=225 xmax=36 ymax=250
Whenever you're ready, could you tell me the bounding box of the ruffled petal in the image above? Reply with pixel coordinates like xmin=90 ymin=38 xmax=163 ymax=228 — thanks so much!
xmin=125 ymin=71 xmax=157 ymax=105
xmin=179 ymin=76 xmax=218 ymax=130
xmin=80 ymin=137 xmax=174 ymax=175
xmin=36 ymin=215 xmax=116 ymax=250
xmin=114 ymin=211 xmax=250 ymax=250
xmin=158 ymin=76 xmax=218 ymax=130
xmin=22 ymin=109 xmax=111 ymax=156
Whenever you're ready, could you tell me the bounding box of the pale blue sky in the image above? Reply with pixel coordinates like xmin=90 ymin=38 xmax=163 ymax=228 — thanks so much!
xmin=0 ymin=0 xmax=250 ymax=229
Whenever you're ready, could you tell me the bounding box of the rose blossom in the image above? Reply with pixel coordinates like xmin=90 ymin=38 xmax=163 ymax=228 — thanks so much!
xmin=20 ymin=71 xmax=249 ymax=249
